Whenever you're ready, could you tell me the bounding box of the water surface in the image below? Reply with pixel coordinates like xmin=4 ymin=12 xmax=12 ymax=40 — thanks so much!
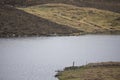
xmin=0 ymin=35 xmax=120 ymax=80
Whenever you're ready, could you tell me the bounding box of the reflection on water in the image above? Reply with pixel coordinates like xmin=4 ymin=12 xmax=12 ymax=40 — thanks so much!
xmin=0 ymin=35 xmax=120 ymax=80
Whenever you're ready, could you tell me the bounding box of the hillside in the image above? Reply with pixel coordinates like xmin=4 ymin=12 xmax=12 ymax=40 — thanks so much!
xmin=0 ymin=0 xmax=120 ymax=13
xmin=0 ymin=5 xmax=79 ymax=37
xmin=56 ymin=62 xmax=120 ymax=80
xmin=19 ymin=4 xmax=120 ymax=34
xmin=0 ymin=1 xmax=120 ymax=37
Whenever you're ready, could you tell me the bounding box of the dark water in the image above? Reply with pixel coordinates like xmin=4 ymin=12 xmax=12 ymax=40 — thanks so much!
xmin=0 ymin=35 xmax=120 ymax=80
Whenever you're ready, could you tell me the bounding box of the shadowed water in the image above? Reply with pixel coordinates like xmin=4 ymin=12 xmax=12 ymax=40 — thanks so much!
xmin=0 ymin=35 xmax=120 ymax=80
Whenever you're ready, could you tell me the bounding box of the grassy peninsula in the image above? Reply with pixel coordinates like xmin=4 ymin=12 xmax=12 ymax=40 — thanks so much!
xmin=56 ymin=62 xmax=120 ymax=80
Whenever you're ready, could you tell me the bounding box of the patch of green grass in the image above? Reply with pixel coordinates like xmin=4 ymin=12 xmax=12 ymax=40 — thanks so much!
xmin=18 ymin=3 xmax=120 ymax=34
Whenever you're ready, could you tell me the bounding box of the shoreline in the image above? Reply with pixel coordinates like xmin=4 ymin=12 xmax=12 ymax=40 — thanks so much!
xmin=0 ymin=32 xmax=120 ymax=38
xmin=55 ymin=62 xmax=120 ymax=80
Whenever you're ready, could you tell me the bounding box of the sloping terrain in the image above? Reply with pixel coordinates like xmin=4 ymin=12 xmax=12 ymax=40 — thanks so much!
xmin=19 ymin=4 xmax=120 ymax=34
xmin=0 ymin=5 xmax=80 ymax=37
xmin=0 ymin=0 xmax=120 ymax=13
xmin=0 ymin=1 xmax=120 ymax=37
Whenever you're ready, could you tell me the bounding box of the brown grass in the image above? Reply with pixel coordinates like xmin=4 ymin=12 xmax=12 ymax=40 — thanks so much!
xmin=0 ymin=5 xmax=80 ymax=37
xmin=19 ymin=3 xmax=120 ymax=34
xmin=56 ymin=62 xmax=120 ymax=80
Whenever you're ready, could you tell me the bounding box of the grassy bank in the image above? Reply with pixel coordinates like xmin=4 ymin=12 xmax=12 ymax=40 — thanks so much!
xmin=56 ymin=62 xmax=120 ymax=80
xmin=19 ymin=3 xmax=120 ymax=34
